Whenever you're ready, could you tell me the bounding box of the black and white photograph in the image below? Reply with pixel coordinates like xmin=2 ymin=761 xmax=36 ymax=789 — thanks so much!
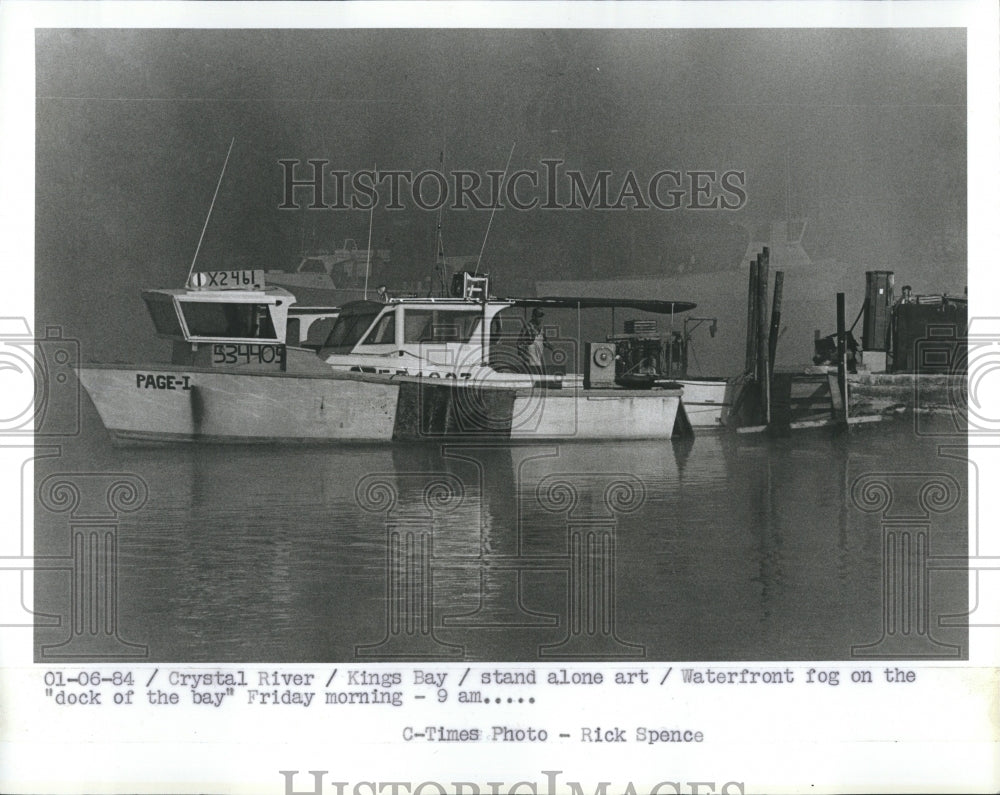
xmin=2 ymin=2 xmax=998 ymax=793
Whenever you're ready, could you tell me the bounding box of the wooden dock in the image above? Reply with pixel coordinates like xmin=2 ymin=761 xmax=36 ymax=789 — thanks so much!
xmin=732 ymin=370 xmax=962 ymax=434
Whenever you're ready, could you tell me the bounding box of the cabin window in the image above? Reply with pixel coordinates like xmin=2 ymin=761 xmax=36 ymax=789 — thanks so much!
xmin=323 ymin=311 xmax=380 ymax=351
xmin=178 ymin=301 xmax=278 ymax=340
xmin=362 ymin=312 xmax=396 ymax=345
xmin=402 ymin=310 xmax=480 ymax=344
xmin=286 ymin=318 xmax=301 ymax=346
xmin=143 ymin=293 xmax=183 ymax=337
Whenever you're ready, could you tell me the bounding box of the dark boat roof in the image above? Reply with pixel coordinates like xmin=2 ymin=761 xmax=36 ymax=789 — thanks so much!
xmin=335 ymin=296 xmax=697 ymax=315
xmin=335 ymin=300 xmax=387 ymax=315
xmin=511 ymin=297 xmax=697 ymax=314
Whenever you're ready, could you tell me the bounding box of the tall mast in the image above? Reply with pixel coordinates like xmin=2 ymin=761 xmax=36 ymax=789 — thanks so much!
xmin=434 ymin=137 xmax=446 ymax=296
xmin=363 ymin=161 xmax=376 ymax=300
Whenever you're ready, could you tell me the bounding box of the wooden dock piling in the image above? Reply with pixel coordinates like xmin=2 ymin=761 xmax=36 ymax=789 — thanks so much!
xmin=746 ymin=257 xmax=759 ymax=375
xmin=766 ymin=271 xmax=786 ymax=433
xmin=836 ymin=292 xmax=848 ymax=425
xmin=756 ymin=247 xmax=770 ymax=422
xmin=768 ymin=271 xmax=784 ymax=378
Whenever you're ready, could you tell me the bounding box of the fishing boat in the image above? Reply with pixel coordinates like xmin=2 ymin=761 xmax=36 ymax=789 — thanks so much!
xmin=264 ymin=239 xmax=391 ymax=306
xmin=590 ymin=313 xmax=732 ymax=428
xmin=76 ymin=270 xmax=699 ymax=444
xmin=534 ymin=218 xmax=863 ymax=430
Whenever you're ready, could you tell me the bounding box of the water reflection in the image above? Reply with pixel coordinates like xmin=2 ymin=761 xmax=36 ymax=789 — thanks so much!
xmin=34 ymin=416 xmax=968 ymax=661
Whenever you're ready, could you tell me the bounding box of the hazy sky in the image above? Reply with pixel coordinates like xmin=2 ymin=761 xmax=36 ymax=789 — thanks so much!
xmin=35 ymin=28 xmax=966 ymax=361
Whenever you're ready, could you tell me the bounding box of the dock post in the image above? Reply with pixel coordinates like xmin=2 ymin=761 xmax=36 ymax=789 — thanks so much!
xmin=768 ymin=271 xmax=784 ymax=378
xmin=745 ymin=256 xmax=759 ymax=375
xmin=765 ymin=271 xmax=786 ymax=434
xmin=757 ymin=247 xmax=770 ymax=423
xmin=836 ymin=292 xmax=848 ymax=425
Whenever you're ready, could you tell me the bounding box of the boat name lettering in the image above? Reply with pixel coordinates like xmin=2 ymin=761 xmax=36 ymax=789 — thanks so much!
xmin=135 ymin=373 xmax=192 ymax=391
xmin=212 ymin=343 xmax=286 ymax=366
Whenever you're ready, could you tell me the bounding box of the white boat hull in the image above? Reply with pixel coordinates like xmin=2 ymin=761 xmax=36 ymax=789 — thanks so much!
xmin=77 ymin=365 xmax=691 ymax=444
xmin=77 ymin=366 xmax=399 ymax=443
xmin=675 ymin=378 xmax=732 ymax=428
xmin=510 ymin=389 xmax=687 ymax=440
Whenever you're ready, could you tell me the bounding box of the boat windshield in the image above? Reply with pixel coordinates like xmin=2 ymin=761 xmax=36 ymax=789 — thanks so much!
xmin=323 ymin=310 xmax=381 ymax=351
xmin=362 ymin=313 xmax=396 ymax=345
xmin=178 ymin=300 xmax=278 ymax=341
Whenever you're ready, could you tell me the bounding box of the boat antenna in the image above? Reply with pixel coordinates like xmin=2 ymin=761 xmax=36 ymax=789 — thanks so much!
xmin=474 ymin=142 xmax=515 ymax=276
xmin=434 ymin=137 xmax=446 ymax=296
xmin=186 ymin=137 xmax=235 ymax=287
xmin=363 ymin=161 xmax=376 ymax=300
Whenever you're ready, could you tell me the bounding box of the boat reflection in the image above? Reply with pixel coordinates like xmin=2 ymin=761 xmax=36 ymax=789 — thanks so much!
xmin=32 ymin=418 xmax=968 ymax=662
xmin=340 ymin=438 xmax=725 ymax=660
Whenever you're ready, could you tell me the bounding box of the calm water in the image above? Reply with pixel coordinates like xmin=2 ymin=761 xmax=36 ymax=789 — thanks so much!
xmin=34 ymin=401 xmax=968 ymax=661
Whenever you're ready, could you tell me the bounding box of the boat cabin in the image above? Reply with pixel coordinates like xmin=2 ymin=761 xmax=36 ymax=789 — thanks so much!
xmin=318 ymin=297 xmax=510 ymax=378
xmin=317 ymin=273 xmax=699 ymax=385
xmin=294 ymin=239 xmax=391 ymax=283
xmin=143 ymin=287 xmax=286 ymax=344
xmin=141 ymin=269 xmax=339 ymax=371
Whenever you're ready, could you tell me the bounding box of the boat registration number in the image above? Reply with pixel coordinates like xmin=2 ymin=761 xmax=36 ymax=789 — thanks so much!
xmin=187 ymin=269 xmax=264 ymax=289
xmin=211 ymin=343 xmax=286 ymax=366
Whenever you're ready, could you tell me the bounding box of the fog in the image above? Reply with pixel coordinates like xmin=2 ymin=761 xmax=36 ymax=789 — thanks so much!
xmin=35 ymin=28 xmax=966 ymax=365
